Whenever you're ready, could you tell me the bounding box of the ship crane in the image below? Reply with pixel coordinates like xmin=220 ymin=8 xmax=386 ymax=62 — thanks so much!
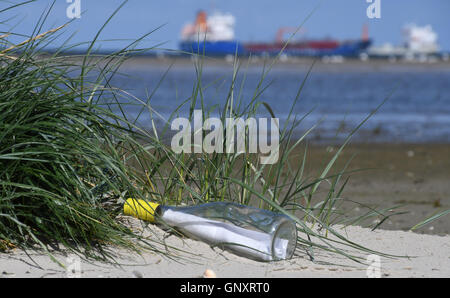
xmin=275 ymin=27 xmax=306 ymax=44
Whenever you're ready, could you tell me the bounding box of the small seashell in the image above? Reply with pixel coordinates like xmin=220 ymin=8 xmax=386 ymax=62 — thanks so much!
xmin=203 ymin=269 xmax=216 ymax=278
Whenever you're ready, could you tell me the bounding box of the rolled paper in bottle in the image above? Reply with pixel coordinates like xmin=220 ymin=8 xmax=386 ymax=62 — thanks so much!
xmin=161 ymin=209 xmax=288 ymax=261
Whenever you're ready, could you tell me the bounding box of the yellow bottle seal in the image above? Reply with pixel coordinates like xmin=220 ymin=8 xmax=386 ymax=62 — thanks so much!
xmin=123 ymin=198 xmax=160 ymax=223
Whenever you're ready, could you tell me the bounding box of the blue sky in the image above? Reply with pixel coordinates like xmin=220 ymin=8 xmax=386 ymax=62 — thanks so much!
xmin=2 ymin=0 xmax=449 ymax=51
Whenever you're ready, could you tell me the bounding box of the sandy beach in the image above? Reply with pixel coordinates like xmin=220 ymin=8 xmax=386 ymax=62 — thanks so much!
xmin=302 ymin=143 xmax=450 ymax=235
xmin=1 ymin=143 xmax=449 ymax=278
xmin=1 ymin=219 xmax=449 ymax=278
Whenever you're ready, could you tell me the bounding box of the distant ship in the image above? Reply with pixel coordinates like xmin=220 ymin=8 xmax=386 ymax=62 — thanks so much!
xmin=367 ymin=24 xmax=441 ymax=60
xmin=179 ymin=11 xmax=371 ymax=58
xmin=179 ymin=11 xmax=245 ymax=56
xmin=244 ymin=26 xmax=372 ymax=58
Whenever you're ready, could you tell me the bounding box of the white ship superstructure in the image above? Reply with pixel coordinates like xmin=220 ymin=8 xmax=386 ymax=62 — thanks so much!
xmin=368 ymin=24 xmax=441 ymax=60
xmin=403 ymin=24 xmax=439 ymax=55
xmin=181 ymin=11 xmax=236 ymax=42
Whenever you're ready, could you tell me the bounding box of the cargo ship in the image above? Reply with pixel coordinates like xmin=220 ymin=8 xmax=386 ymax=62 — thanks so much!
xmin=245 ymin=26 xmax=372 ymax=57
xmin=179 ymin=11 xmax=245 ymax=56
xmin=367 ymin=24 xmax=441 ymax=60
xmin=179 ymin=11 xmax=371 ymax=58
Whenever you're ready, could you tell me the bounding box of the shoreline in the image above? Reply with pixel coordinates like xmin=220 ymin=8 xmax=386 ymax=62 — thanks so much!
xmin=1 ymin=221 xmax=449 ymax=278
xmin=300 ymin=143 xmax=450 ymax=235
xmin=57 ymin=53 xmax=450 ymax=71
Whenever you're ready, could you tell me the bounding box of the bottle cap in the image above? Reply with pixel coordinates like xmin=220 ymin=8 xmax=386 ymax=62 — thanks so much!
xmin=123 ymin=198 xmax=160 ymax=223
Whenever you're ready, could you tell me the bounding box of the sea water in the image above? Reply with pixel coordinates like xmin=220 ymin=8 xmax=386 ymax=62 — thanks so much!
xmin=107 ymin=59 xmax=450 ymax=144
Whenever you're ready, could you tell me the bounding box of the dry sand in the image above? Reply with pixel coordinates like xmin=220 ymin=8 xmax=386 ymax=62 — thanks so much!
xmin=1 ymin=218 xmax=449 ymax=278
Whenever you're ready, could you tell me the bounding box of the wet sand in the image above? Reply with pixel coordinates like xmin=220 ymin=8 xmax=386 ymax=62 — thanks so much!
xmin=300 ymin=143 xmax=450 ymax=235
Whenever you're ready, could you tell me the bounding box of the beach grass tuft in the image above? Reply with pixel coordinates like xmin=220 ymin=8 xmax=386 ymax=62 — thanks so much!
xmin=0 ymin=1 xmax=167 ymax=263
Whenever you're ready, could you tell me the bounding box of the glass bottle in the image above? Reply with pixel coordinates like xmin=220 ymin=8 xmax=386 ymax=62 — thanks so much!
xmin=124 ymin=199 xmax=297 ymax=262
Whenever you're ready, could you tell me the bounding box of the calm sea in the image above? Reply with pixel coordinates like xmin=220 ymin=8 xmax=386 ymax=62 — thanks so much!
xmin=108 ymin=58 xmax=450 ymax=144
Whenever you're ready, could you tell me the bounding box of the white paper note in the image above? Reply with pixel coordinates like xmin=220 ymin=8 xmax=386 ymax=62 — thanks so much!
xmin=162 ymin=209 xmax=288 ymax=261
